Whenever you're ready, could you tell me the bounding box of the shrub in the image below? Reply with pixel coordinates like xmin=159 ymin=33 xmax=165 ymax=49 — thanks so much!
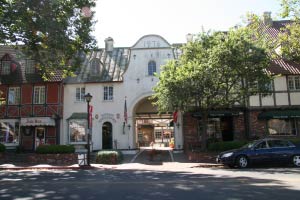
xmin=208 ymin=141 xmax=248 ymax=152
xmin=95 ymin=150 xmax=123 ymax=164
xmin=0 ymin=143 xmax=6 ymax=152
xmin=290 ymin=138 xmax=300 ymax=145
xmin=36 ymin=145 xmax=75 ymax=154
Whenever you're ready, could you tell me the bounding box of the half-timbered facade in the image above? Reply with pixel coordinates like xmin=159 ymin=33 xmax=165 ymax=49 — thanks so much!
xmin=0 ymin=46 xmax=63 ymax=151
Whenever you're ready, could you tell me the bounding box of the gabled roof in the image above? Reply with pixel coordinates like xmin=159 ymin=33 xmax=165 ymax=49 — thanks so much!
xmin=64 ymin=48 xmax=130 ymax=84
xmin=0 ymin=46 xmax=63 ymax=84
xmin=259 ymin=20 xmax=300 ymax=75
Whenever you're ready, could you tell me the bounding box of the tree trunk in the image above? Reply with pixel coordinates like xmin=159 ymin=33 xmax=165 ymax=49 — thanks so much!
xmin=201 ymin=111 xmax=209 ymax=151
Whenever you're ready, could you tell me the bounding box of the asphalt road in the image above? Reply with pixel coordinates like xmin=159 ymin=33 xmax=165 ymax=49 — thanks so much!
xmin=0 ymin=163 xmax=300 ymax=200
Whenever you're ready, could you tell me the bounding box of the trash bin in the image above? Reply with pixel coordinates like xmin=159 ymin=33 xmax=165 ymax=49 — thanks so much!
xmin=78 ymin=154 xmax=87 ymax=166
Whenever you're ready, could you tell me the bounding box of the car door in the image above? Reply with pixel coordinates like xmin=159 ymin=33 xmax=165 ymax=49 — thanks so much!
xmin=268 ymin=140 xmax=295 ymax=164
xmin=250 ymin=141 xmax=272 ymax=164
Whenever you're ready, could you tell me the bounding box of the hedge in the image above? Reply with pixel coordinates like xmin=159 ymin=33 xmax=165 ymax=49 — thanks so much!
xmin=0 ymin=143 xmax=5 ymax=152
xmin=95 ymin=150 xmax=123 ymax=164
xmin=208 ymin=141 xmax=248 ymax=152
xmin=36 ymin=145 xmax=75 ymax=154
xmin=290 ymin=138 xmax=300 ymax=145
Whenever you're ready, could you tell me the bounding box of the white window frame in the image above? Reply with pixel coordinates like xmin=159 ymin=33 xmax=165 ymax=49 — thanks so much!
xmin=1 ymin=61 xmax=10 ymax=75
xmin=288 ymin=76 xmax=300 ymax=91
xmin=25 ymin=59 xmax=35 ymax=74
xmin=8 ymin=87 xmax=20 ymax=105
xmin=34 ymin=86 xmax=45 ymax=104
xmin=75 ymin=87 xmax=85 ymax=102
xmin=103 ymin=86 xmax=113 ymax=101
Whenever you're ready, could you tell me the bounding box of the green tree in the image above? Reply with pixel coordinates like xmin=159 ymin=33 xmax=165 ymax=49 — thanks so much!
xmin=0 ymin=0 xmax=97 ymax=79
xmin=277 ymin=0 xmax=300 ymax=62
xmin=152 ymin=28 xmax=272 ymax=150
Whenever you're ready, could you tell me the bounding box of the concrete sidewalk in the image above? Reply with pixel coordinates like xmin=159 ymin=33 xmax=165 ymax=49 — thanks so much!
xmin=0 ymin=151 xmax=220 ymax=170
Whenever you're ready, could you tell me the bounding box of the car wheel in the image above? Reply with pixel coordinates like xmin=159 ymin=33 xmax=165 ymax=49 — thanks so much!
xmin=236 ymin=155 xmax=248 ymax=168
xmin=292 ymin=155 xmax=300 ymax=167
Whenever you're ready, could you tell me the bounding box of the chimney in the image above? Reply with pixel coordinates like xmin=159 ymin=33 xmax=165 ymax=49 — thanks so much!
xmin=262 ymin=11 xmax=272 ymax=26
xmin=105 ymin=37 xmax=114 ymax=52
xmin=186 ymin=33 xmax=193 ymax=42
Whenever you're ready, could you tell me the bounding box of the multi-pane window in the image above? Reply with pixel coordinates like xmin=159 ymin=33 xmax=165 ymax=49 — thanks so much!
xmin=104 ymin=86 xmax=113 ymax=101
xmin=69 ymin=120 xmax=87 ymax=143
xmin=8 ymin=87 xmax=20 ymax=105
xmin=154 ymin=131 xmax=162 ymax=140
xmin=75 ymin=87 xmax=85 ymax=102
xmin=0 ymin=121 xmax=19 ymax=144
xmin=1 ymin=61 xmax=10 ymax=75
xmin=148 ymin=61 xmax=156 ymax=76
xmin=34 ymin=86 xmax=45 ymax=104
xmin=288 ymin=76 xmax=300 ymax=90
xmin=25 ymin=59 xmax=35 ymax=74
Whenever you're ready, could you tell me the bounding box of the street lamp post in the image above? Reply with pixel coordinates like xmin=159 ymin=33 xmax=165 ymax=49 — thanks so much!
xmin=84 ymin=93 xmax=93 ymax=166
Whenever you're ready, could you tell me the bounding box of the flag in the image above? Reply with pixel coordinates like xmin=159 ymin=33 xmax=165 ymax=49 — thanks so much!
xmin=89 ymin=105 xmax=93 ymax=127
xmin=124 ymin=97 xmax=127 ymax=124
xmin=173 ymin=111 xmax=178 ymax=123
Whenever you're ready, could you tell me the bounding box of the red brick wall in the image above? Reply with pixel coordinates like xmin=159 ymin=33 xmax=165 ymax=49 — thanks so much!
xmin=249 ymin=111 xmax=267 ymax=138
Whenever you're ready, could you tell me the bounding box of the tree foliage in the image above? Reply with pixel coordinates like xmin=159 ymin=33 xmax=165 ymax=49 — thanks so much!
xmin=152 ymin=28 xmax=272 ymax=149
xmin=277 ymin=0 xmax=300 ymax=62
xmin=0 ymin=0 xmax=97 ymax=79
xmin=152 ymin=28 xmax=272 ymax=113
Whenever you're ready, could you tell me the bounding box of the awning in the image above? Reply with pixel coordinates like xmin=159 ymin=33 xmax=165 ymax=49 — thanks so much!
xmin=20 ymin=117 xmax=55 ymax=126
xmin=258 ymin=110 xmax=300 ymax=120
xmin=192 ymin=111 xmax=240 ymax=118
xmin=67 ymin=113 xmax=88 ymax=120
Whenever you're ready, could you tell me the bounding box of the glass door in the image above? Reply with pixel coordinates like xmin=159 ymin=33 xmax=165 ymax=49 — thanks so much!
xmin=35 ymin=127 xmax=45 ymax=149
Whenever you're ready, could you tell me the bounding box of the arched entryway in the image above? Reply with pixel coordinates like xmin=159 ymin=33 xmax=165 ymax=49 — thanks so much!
xmin=133 ymin=97 xmax=173 ymax=147
xmin=102 ymin=122 xmax=112 ymax=149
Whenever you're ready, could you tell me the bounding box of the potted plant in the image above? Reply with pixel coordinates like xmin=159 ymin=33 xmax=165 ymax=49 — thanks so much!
xmin=169 ymin=138 xmax=175 ymax=148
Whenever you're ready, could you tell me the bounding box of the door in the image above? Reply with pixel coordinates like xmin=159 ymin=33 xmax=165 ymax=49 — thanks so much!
xmin=35 ymin=127 xmax=45 ymax=149
xmin=251 ymin=141 xmax=272 ymax=164
xmin=102 ymin=122 xmax=112 ymax=149
xmin=221 ymin=117 xmax=233 ymax=141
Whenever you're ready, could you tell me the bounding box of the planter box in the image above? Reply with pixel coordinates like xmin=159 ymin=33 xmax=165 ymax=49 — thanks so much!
xmin=28 ymin=153 xmax=77 ymax=165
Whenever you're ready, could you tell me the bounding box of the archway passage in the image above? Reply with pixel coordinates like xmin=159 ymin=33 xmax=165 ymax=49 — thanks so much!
xmin=102 ymin=122 xmax=112 ymax=149
xmin=134 ymin=97 xmax=173 ymax=147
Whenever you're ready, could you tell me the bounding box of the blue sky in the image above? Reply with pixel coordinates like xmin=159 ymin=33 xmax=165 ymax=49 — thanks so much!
xmin=94 ymin=0 xmax=282 ymax=47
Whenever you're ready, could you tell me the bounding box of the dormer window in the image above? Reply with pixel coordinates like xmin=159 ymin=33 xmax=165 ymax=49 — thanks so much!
xmin=90 ymin=58 xmax=100 ymax=74
xmin=25 ymin=59 xmax=35 ymax=74
xmin=1 ymin=61 xmax=10 ymax=75
xmin=148 ymin=61 xmax=156 ymax=76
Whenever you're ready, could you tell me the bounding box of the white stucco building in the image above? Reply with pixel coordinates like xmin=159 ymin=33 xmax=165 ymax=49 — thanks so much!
xmin=62 ymin=35 xmax=183 ymax=152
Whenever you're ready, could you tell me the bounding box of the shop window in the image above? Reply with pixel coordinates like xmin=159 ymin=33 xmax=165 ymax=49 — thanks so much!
xmin=154 ymin=131 xmax=162 ymax=140
xmin=0 ymin=121 xmax=19 ymax=144
xmin=8 ymin=87 xmax=20 ymax=105
xmin=69 ymin=120 xmax=87 ymax=143
xmin=199 ymin=118 xmax=221 ymax=139
xmin=34 ymin=86 xmax=45 ymax=104
xmin=268 ymin=119 xmax=297 ymax=136
xmin=75 ymin=87 xmax=85 ymax=102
